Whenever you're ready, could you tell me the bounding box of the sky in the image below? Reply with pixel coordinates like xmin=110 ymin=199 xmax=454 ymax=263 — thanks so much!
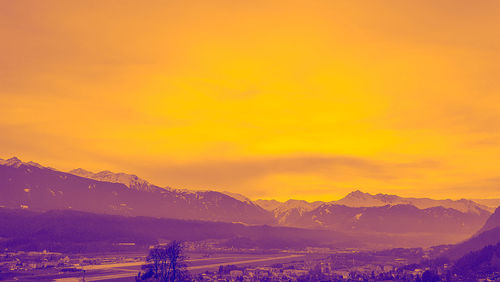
xmin=1 ymin=1 xmax=499 ymax=201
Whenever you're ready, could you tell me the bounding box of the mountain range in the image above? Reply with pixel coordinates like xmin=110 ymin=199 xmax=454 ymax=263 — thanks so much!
xmin=1 ymin=156 xmax=497 ymax=243
xmin=334 ymin=190 xmax=494 ymax=213
xmin=255 ymin=190 xmax=494 ymax=215
xmin=254 ymin=190 xmax=494 ymax=233
xmin=0 ymin=157 xmax=273 ymax=224
xmin=68 ymin=168 xmax=161 ymax=192
xmin=272 ymin=203 xmax=490 ymax=235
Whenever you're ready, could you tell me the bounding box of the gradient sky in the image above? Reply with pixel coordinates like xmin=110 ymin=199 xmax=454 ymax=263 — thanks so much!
xmin=1 ymin=1 xmax=499 ymax=201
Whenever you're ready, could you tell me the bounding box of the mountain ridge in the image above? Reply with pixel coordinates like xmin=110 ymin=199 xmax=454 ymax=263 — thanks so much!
xmin=476 ymin=206 xmax=500 ymax=234
xmin=0 ymin=157 xmax=274 ymax=224
xmin=0 ymin=156 xmax=492 ymax=240
xmin=334 ymin=190 xmax=493 ymax=214
xmin=68 ymin=168 xmax=163 ymax=192
xmin=255 ymin=190 xmax=493 ymax=226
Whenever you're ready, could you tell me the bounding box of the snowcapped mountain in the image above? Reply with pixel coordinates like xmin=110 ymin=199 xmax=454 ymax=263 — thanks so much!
xmin=334 ymin=190 xmax=386 ymax=207
xmin=255 ymin=190 xmax=491 ymax=230
xmin=274 ymin=199 xmax=324 ymax=212
xmin=255 ymin=199 xmax=324 ymax=211
xmin=0 ymin=157 xmax=493 ymax=237
xmin=283 ymin=203 xmax=490 ymax=236
xmin=221 ymin=191 xmax=253 ymax=204
xmin=252 ymin=191 xmax=491 ymax=241
xmin=254 ymin=199 xmax=283 ymax=211
xmin=67 ymin=167 xmax=94 ymax=178
xmin=333 ymin=190 xmax=492 ymax=214
xmin=255 ymin=199 xmax=325 ymax=225
xmin=69 ymin=168 xmax=162 ymax=192
xmin=470 ymin=198 xmax=500 ymax=210
xmin=0 ymin=157 xmax=46 ymax=169
xmin=0 ymin=157 xmax=274 ymax=224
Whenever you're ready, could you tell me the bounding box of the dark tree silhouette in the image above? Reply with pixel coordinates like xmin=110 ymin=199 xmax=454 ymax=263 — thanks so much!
xmin=137 ymin=241 xmax=189 ymax=281
xmin=421 ymin=270 xmax=440 ymax=282
xmin=165 ymin=240 xmax=189 ymax=281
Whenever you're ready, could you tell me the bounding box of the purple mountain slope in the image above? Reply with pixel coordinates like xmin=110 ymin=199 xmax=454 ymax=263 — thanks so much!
xmin=278 ymin=203 xmax=490 ymax=235
xmin=256 ymin=192 xmax=491 ymax=235
xmin=68 ymin=168 xmax=162 ymax=192
xmin=444 ymin=207 xmax=500 ymax=260
xmin=0 ymin=157 xmax=274 ymax=224
xmin=476 ymin=206 xmax=500 ymax=234
xmin=0 ymin=157 xmax=491 ymax=238
xmin=334 ymin=190 xmax=493 ymax=213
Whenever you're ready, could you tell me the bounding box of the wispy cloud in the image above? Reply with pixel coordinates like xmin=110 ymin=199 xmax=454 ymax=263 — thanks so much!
xmin=129 ymin=155 xmax=440 ymax=189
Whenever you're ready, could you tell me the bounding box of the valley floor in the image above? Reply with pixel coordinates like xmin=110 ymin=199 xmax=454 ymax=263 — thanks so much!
xmin=0 ymin=252 xmax=313 ymax=282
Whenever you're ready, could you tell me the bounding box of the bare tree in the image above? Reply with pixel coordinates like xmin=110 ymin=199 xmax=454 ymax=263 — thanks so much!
xmin=165 ymin=240 xmax=189 ymax=281
xmin=138 ymin=241 xmax=189 ymax=281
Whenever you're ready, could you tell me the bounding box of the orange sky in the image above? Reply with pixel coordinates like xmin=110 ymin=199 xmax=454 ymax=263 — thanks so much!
xmin=1 ymin=1 xmax=499 ymax=201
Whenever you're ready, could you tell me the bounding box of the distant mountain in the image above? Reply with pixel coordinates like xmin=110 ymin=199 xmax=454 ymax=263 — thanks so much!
xmin=255 ymin=199 xmax=324 ymax=211
xmin=69 ymin=168 xmax=162 ymax=192
xmin=0 ymin=157 xmax=492 ymax=242
xmin=254 ymin=199 xmax=284 ymax=211
xmin=280 ymin=203 xmax=490 ymax=235
xmin=271 ymin=200 xmax=325 ymax=225
xmin=0 ymin=157 xmax=274 ymax=224
xmin=333 ymin=190 xmax=493 ymax=214
xmin=471 ymin=198 xmax=500 ymax=210
xmin=334 ymin=190 xmax=385 ymax=207
xmin=0 ymin=157 xmax=46 ymax=169
xmin=221 ymin=191 xmax=253 ymax=204
xmin=255 ymin=191 xmax=491 ymax=235
xmin=255 ymin=199 xmax=327 ymax=225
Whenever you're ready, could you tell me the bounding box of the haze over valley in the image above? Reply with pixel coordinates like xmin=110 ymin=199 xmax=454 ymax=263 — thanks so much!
xmin=1 ymin=156 xmax=497 ymax=248
xmin=1 ymin=156 xmax=500 ymax=281
xmin=2 ymin=1 xmax=500 ymax=280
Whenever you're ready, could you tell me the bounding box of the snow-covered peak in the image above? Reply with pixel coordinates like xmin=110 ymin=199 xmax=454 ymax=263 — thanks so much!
xmin=254 ymin=199 xmax=283 ymax=211
xmin=344 ymin=190 xmax=375 ymax=200
xmin=25 ymin=161 xmax=45 ymax=169
xmin=0 ymin=157 xmax=46 ymax=169
xmin=222 ymin=191 xmax=253 ymax=204
xmin=274 ymin=199 xmax=324 ymax=214
xmin=0 ymin=157 xmax=23 ymax=168
xmin=335 ymin=190 xmax=386 ymax=207
xmin=333 ymin=190 xmax=493 ymax=214
xmin=255 ymin=198 xmax=324 ymax=213
xmin=282 ymin=199 xmax=314 ymax=209
xmin=68 ymin=169 xmax=162 ymax=192
xmin=69 ymin=168 xmax=94 ymax=178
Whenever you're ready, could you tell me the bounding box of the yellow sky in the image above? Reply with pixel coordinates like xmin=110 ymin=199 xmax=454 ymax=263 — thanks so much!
xmin=1 ymin=1 xmax=499 ymax=201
